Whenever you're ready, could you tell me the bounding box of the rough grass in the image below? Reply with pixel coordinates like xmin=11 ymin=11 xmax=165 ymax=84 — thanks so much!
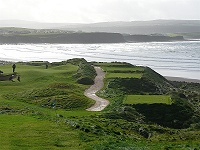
xmin=124 ymin=95 xmax=172 ymax=104
xmin=0 ymin=115 xmax=87 ymax=150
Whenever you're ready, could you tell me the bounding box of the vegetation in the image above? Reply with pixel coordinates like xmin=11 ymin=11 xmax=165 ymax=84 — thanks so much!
xmin=73 ymin=58 xmax=97 ymax=85
xmin=0 ymin=28 xmax=125 ymax=44
xmin=0 ymin=60 xmax=200 ymax=149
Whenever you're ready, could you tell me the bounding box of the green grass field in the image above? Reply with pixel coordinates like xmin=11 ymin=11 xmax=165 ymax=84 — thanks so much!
xmin=0 ymin=63 xmax=95 ymax=110
xmin=0 ymin=62 xmax=100 ymax=149
xmin=103 ymin=66 xmax=144 ymax=72
xmin=1 ymin=61 xmax=199 ymax=149
xmin=106 ymin=72 xmax=143 ymax=78
xmin=0 ymin=115 xmax=87 ymax=150
xmin=95 ymin=63 xmax=144 ymax=79
xmin=124 ymin=95 xmax=172 ymax=104
xmin=94 ymin=62 xmax=127 ymax=67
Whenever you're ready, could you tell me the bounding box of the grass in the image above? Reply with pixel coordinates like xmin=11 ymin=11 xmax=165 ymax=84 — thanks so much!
xmin=0 ymin=63 xmax=95 ymax=110
xmin=124 ymin=95 xmax=172 ymax=105
xmin=94 ymin=62 xmax=128 ymax=67
xmin=0 ymin=61 xmax=100 ymax=149
xmin=0 ymin=114 xmax=86 ymax=150
xmin=106 ymin=72 xmax=142 ymax=78
xmin=95 ymin=63 xmax=144 ymax=79
xmin=0 ymin=61 xmax=200 ymax=149
xmin=103 ymin=66 xmax=144 ymax=72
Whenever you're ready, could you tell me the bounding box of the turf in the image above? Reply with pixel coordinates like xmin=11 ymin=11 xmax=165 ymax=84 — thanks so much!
xmin=106 ymin=72 xmax=142 ymax=78
xmin=0 ymin=62 xmax=99 ymax=149
xmin=124 ymin=95 xmax=172 ymax=104
xmin=103 ymin=66 xmax=144 ymax=72
xmin=0 ymin=114 xmax=86 ymax=150
xmin=0 ymin=61 xmax=199 ymax=149
xmin=0 ymin=63 xmax=94 ymax=110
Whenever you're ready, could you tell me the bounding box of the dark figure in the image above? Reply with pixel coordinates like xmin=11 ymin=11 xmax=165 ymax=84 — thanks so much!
xmin=12 ymin=64 xmax=16 ymax=73
xmin=17 ymin=75 xmax=20 ymax=82
xmin=9 ymin=74 xmax=14 ymax=82
xmin=45 ymin=64 xmax=48 ymax=69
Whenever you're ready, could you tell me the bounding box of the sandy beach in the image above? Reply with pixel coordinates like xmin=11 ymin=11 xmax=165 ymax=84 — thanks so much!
xmin=165 ymin=76 xmax=200 ymax=84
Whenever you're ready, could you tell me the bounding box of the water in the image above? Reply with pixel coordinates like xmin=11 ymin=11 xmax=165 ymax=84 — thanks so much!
xmin=0 ymin=41 xmax=200 ymax=80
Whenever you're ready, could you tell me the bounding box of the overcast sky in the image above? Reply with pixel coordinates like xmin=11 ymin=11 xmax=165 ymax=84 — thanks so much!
xmin=0 ymin=0 xmax=199 ymax=23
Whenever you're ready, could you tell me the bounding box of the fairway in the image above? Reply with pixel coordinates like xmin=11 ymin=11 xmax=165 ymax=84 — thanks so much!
xmin=103 ymin=67 xmax=144 ymax=72
xmin=124 ymin=95 xmax=172 ymax=104
xmin=106 ymin=72 xmax=142 ymax=78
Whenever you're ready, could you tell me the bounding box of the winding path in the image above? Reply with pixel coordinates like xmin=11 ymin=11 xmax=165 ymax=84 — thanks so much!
xmin=84 ymin=67 xmax=109 ymax=111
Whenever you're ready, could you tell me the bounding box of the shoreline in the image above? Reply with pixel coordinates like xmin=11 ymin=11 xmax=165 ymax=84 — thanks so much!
xmin=165 ymin=76 xmax=200 ymax=84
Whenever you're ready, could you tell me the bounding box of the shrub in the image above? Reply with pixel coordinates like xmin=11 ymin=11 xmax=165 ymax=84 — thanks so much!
xmin=74 ymin=60 xmax=96 ymax=85
xmin=77 ymin=77 xmax=94 ymax=85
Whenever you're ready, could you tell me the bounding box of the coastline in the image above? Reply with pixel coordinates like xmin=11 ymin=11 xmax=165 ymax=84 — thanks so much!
xmin=165 ymin=76 xmax=200 ymax=84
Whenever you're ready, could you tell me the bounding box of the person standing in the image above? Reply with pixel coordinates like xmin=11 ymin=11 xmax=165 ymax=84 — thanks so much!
xmin=45 ymin=64 xmax=48 ymax=69
xmin=12 ymin=64 xmax=16 ymax=73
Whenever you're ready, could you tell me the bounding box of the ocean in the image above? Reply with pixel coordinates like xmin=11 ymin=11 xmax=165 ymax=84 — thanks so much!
xmin=0 ymin=41 xmax=200 ymax=80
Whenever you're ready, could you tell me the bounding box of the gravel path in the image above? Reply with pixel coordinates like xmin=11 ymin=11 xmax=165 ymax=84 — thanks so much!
xmin=85 ymin=67 xmax=109 ymax=111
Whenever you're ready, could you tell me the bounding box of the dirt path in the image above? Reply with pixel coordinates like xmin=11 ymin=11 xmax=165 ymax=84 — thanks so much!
xmin=84 ymin=67 xmax=109 ymax=111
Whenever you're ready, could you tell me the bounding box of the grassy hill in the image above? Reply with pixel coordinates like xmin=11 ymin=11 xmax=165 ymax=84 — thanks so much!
xmin=0 ymin=27 xmax=186 ymax=44
xmin=0 ymin=59 xmax=200 ymax=149
xmin=0 ymin=28 xmax=125 ymax=44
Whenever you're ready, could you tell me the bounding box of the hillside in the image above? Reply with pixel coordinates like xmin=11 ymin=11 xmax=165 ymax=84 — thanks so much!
xmin=1 ymin=20 xmax=200 ymax=35
xmin=0 ymin=30 xmax=125 ymax=44
xmin=0 ymin=27 xmax=185 ymax=44
xmin=0 ymin=59 xmax=200 ymax=149
xmin=60 ymin=20 xmax=200 ymax=37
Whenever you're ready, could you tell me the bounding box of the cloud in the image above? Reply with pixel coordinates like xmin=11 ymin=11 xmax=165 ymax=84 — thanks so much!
xmin=0 ymin=0 xmax=199 ymax=23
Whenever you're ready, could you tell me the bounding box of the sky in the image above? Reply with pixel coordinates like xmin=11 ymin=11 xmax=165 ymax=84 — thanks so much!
xmin=0 ymin=0 xmax=199 ymax=23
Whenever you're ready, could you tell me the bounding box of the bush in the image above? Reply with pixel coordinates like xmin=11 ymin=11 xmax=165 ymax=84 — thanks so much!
xmin=77 ymin=77 xmax=94 ymax=85
xmin=74 ymin=60 xmax=96 ymax=85
xmin=107 ymin=78 xmax=158 ymax=94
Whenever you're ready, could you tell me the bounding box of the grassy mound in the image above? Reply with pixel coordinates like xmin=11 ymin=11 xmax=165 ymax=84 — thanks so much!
xmin=73 ymin=59 xmax=97 ymax=85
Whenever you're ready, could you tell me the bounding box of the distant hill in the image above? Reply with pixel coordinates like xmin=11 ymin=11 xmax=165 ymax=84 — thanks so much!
xmin=60 ymin=20 xmax=200 ymax=35
xmin=0 ymin=27 xmax=186 ymax=44
xmin=0 ymin=30 xmax=125 ymax=44
xmin=0 ymin=20 xmax=200 ymax=36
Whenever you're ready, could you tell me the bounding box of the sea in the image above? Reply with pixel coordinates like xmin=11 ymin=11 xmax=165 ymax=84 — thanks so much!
xmin=0 ymin=41 xmax=200 ymax=80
